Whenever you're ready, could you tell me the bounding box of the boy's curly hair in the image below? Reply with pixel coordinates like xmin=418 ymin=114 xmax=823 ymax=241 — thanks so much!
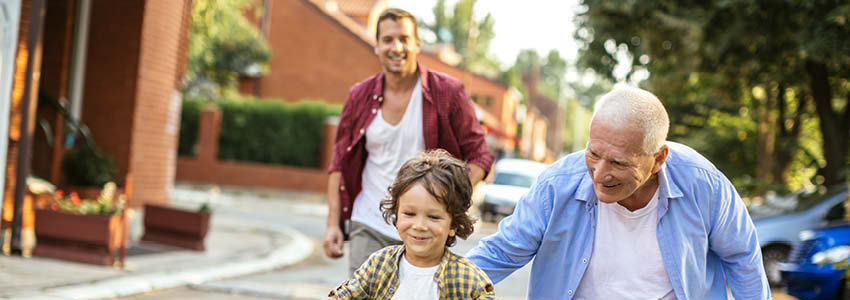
xmin=380 ymin=149 xmax=475 ymax=247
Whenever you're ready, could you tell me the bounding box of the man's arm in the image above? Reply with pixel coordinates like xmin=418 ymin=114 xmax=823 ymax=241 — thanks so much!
xmin=708 ymin=176 xmax=771 ymax=298
xmin=466 ymin=178 xmax=551 ymax=283
xmin=468 ymin=163 xmax=485 ymax=186
xmin=449 ymin=86 xmax=494 ymax=178
xmin=324 ymin=86 xmax=359 ymax=259
xmin=324 ymin=172 xmax=344 ymax=258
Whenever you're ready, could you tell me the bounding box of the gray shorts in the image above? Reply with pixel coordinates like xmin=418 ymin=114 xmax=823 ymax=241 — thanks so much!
xmin=348 ymin=221 xmax=402 ymax=276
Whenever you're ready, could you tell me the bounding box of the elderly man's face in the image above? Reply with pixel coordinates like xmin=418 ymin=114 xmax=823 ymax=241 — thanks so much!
xmin=585 ymin=121 xmax=664 ymax=206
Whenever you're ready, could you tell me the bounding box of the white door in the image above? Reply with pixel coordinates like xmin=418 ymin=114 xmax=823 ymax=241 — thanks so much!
xmin=0 ymin=0 xmax=22 ymax=219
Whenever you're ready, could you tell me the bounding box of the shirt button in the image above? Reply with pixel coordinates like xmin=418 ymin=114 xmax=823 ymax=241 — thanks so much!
xmin=343 ymin=207 xmax=348 ymax=212
xmin=346 ymin=146 xmax=352 ymax=152
xmin=340 ymin=185 xmax=345 ymax=191
xmin=582 ymin=258 xmax=587 ymax=264
xmin=359 ymin=128 xmax=365 ymax=134
xmin=388 ymin=287 xmax=394 ymax=293
xmin=378 ymin=96 xmax=383 ymax=102
xmin=372 ymin=108 xmax=377 ymax=114
xmin=568 ymin=290 xmax=573 ymax=295
xmin=372 ymin=95 xmax=377 ymax=100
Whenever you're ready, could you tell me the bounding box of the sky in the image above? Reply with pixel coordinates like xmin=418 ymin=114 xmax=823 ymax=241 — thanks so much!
xmin=386 ymin=0 xmax=583 ymax=68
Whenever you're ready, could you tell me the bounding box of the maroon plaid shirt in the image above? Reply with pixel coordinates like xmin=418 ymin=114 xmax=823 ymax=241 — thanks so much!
xmin=329 ymin=63 xmax=494 ymax=239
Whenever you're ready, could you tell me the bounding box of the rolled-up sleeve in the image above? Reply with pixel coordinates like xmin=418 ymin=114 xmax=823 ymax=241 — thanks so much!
xmin=708 ymin=175 xmax=771 ymax=299
xmin=449 ymin=86 xmax=493 ymax=175
xmin=328 ymin=88 xmax=357 ymax=174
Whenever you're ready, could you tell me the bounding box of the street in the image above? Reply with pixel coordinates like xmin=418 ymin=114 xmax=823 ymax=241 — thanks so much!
xmin=122 ymin=187 xmax=530 ymax=300
xmin=121 ymin=186 xmax=791 ymax=300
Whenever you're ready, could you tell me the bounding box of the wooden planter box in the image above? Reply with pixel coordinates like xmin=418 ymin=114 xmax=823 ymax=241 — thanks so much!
xmin=141 ymin=204 xmax=210 ymax=251
xmin=33 ymin=209 xmax=125 ymax=265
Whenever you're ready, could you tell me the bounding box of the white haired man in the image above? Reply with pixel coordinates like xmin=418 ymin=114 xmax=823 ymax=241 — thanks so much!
xmin=467 ymin=86 xmax=770 ymax=299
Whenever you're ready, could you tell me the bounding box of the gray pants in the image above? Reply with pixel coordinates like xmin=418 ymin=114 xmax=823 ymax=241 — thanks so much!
xmin=348 ymin=222 xmax=402 ymax=276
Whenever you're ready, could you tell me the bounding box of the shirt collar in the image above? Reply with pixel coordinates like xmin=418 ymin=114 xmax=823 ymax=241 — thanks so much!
xmin=574 ymin=154 xmax=684 ymax=212
xmin=369 ymin=62 xmax=432 ymax=103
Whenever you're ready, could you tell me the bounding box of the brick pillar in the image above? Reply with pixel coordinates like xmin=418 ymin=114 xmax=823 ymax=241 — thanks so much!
xmin=197 ymin=106 xmax=221 ymax=164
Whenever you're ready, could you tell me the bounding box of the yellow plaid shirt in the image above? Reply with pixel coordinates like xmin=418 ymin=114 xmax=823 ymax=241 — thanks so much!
xmin=330 ymin=245 xmax=497 ymax=300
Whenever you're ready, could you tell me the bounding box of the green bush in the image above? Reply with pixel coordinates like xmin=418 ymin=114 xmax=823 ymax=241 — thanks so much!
xmin=216 ymin=98 xmax=340 ymax=168
xmin=62 ymin=146 xmax=118 ymax=187
xmin=178 ymin=99 xmax=205 ymax=156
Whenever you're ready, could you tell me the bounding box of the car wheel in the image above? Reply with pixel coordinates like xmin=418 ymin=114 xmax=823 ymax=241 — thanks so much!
xmin=762 ymin=245 xmax=790 ymax=287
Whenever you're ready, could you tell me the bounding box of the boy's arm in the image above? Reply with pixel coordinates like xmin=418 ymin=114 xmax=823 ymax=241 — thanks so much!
xmin=327 ymin=250 xmax=376 ymax=299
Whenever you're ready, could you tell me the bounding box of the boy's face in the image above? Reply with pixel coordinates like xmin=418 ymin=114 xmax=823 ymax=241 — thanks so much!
xmin=396 ymin=183 xmax=454 ymax=267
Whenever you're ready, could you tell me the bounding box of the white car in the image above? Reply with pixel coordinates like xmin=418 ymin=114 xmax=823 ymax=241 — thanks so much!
xmin=479 ymin=159 xmax=548 ymax=222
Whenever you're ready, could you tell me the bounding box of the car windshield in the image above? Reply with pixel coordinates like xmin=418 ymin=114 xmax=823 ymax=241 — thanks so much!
xmin=493 ymin=172 xmax=535 ymax=188
xmin=792 ymin=188 xmax=848 ymax=213
xmin=750 ymin=186 xmax=849 ymax=217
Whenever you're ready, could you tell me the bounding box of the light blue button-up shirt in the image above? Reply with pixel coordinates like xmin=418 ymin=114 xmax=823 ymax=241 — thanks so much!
xmin=467 ymin=142 xmax=770 ymax=299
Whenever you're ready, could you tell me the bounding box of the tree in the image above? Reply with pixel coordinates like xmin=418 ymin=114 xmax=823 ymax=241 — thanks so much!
xmin=423 ymin=0 xmax=500 ymax=77
xmin=576 ymin=0 xmax=850 ymax=193
xmin=501 ymin=49 xmax=569 ymax=102
xmin=185 ymin=0 xmax=271 ymax=99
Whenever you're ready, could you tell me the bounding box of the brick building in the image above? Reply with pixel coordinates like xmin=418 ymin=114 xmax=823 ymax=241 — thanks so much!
xmin=1 ymin=0 xmax=193 ymax=236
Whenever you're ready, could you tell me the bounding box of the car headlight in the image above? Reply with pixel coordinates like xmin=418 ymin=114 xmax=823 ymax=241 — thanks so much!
xmin=811 ymin=245 xmax=850 ymax=265
xmin=799 ymin=230 xmax=815 ymax=241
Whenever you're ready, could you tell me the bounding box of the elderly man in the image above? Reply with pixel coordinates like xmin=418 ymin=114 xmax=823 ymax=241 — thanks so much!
xmin=467 ymin=86 xmax=770 ymax=299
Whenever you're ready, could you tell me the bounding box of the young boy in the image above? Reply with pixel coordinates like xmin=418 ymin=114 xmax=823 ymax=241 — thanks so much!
xmin=327 ymin=150 xmax=496 ymax=300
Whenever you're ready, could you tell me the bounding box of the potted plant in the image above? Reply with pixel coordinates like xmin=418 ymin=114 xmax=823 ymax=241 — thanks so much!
xmin=141 ymin=202 xmax=211 ymax=251
xmin=61 ymin=145 xmax=120 ymax=200
xmin=33 ymin=182 xmax=127 ymax=265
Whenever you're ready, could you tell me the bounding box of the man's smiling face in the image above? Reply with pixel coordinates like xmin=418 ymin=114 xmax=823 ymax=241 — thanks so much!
xmin=585 ymin=121 xmax=660 ymax=205
xmin=374 ymin=18 xmax=420 ymax=76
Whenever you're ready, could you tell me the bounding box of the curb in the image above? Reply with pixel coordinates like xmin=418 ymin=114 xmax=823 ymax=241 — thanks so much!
xmin=12 ymin=227 xmax=313 ymax=300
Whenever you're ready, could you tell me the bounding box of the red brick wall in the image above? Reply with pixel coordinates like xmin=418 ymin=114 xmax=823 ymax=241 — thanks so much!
xmin=255 ymin=0 xmax=380 ymax=104
xmin=81 ymin=0 xmax=190 ymax=206
xmin=81 ymin=0 xmax=145 ymax=188
xmin=127 ymin=0 xmax=192 ymax=206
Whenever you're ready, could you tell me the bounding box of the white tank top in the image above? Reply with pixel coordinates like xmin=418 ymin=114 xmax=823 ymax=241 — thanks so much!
xmin=351 ymin=79 xmax=425 ymax=240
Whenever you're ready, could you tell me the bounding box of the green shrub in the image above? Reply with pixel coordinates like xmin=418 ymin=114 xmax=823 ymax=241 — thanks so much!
xmin=62 ymin=146 xmax=118 ymax=187
xmin=216 ymin=98 xmax=340 ymax=168
xmin=178 ymin=98 xmax=205 ymax=156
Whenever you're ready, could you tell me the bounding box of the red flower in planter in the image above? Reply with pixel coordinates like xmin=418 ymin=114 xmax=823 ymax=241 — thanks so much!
xmin=48 ymin=182 xmax=124 ymax=216
xmin=70 ymin=192 xmax=81 ymax=205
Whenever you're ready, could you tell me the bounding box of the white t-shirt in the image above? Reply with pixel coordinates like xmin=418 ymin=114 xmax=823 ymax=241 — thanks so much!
xmin=574 ymin=187 xmax=677 ymax=300
xmin=392 ymin=255 xmax=440 ymax=300
xmin=351 ymin=79 xmax=425 ymax=240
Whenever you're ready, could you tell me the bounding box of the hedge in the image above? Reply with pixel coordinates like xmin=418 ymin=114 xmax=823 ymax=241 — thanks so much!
xmin=178 ymin=96 xmax=341 ymax=168
xmin=178 ymin=99 xmax=204 ymax=156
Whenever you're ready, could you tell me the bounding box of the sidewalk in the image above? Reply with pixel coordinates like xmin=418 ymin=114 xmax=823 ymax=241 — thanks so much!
xmin=0 ymin=184 xmax=316 ymax=300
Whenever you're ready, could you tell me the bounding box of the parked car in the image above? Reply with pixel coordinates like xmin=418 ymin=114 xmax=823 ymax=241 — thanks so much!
xmin=479 ymin=159 xmax=547 ymax=222
xmin=780 ymin=222 xmax=850 ymax=299
xmin=753 ymin=185 xmax=850 ymax=286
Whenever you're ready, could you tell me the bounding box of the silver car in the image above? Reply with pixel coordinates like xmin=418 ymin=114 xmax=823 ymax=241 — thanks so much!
xmin=752 ymin=185 xmax=850 ymax=286
xmin=479 ymin=159 xmax=548 ymax=222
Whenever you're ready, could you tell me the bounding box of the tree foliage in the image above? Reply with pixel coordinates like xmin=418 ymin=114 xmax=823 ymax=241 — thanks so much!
xmin=185 ymin=0 xmax=271 ymax=99
xmin=423 ymin=0 xmax=500 ymax=77
xmin=576 ymin=0 xmax=850 ymax=194
xmin=501 ymin=49 xmax=569 ymax=102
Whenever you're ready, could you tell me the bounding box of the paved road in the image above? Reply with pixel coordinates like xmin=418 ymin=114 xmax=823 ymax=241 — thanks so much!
xmin=123 ymin=187 xmax=793 ymax=299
